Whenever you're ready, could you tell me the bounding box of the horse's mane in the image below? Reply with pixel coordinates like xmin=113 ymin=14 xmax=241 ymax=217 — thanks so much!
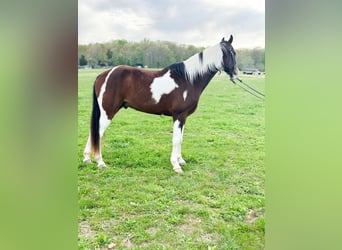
xmin=183 ymin=44 xmax=223 ymax=84
xmin=162 ymin=43 xmax=224 ymax=84
xmin=168 ymin=62 xmax=186 ymax=79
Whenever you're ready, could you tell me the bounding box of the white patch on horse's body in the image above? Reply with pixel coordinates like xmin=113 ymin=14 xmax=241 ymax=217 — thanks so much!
xmin=150 ymin=70 xmax=179 ymax=103
xmin=184 ymin=44 xmax=224 ymax=84
xmin=183 ymin=90 xmax=188 ymax=101
xmin=98 ymin=66 xmax=117 ymax=123
xmin=95 ymin=66 xmax=118 ymax=167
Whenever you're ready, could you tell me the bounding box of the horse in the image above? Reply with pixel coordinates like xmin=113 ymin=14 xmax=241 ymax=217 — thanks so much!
xmin=83 ymin=35 xmax=239 ymax=173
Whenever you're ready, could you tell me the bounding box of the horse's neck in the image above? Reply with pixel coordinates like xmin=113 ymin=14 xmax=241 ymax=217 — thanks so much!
xmin=193 ymin=70 xmax=218 ymax=94
xmin=183 ymin=44 xmax=222 ymax=92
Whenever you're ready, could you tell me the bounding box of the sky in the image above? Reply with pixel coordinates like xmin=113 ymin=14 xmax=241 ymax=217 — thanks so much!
xmin=78 ymin=0 xmax=264 ymax=48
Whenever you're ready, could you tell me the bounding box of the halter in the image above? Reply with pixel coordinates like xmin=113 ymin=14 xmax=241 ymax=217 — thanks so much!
xmin=231 ymin=78 xmax=265 ymax=100
xmin=220 ymin=43 xmax=236 ymax=77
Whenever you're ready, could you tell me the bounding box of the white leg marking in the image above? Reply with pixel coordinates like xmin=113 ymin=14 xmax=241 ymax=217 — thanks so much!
xmin=94 ymin=114 xmax=111 ymax=168
xmin=177 ymin=123 xmax=186 ymax=166
xmin=94 ymin=66 xmax=118 ymax=168
xmin=150 ymin=70 xmax=179 ymax=103
xmin=83 ymin=133 xmax=92 ymax=163
xmin=171 ymin=120 xmax=184 ymax=173
xmin=183 ymin=90 xmax=188 ymax=101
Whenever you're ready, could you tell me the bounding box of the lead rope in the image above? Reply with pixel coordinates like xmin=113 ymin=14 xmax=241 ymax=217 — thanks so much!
xmin=231 ymin=78 xmax=265 ymax=100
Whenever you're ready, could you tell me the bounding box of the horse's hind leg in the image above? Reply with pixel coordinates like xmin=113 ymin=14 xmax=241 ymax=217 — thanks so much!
xmin=83 ymin=118 xmax=111 ymax=166
xmin=83 ymin=134 xmax=92 ymax=163
xmin=82 ymin=100 xmax=113 ymax=167
xmin=94 ymin=99 xmax=123 ymax=168
xmin=94 ymin=115 xmax=111 ymax=167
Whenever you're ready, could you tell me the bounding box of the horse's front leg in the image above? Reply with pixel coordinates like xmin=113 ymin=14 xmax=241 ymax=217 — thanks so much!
xmin=178 ymin=126 xmax=186 ymax=166
xmin=170 ymin=118 xmax=186 ymax=173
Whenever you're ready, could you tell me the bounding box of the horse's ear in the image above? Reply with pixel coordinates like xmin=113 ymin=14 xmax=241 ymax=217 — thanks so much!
xmin=228 ymin=35 xmax=233 ymax=44
xmin=221 ymin=37 xmax=225 ymax=42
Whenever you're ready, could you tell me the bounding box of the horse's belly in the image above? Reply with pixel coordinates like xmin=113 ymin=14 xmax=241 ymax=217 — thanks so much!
xmin=128 ymin=102 xmax=172 ymax=116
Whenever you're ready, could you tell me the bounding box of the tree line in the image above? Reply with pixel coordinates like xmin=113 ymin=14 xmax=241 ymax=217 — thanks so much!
xmin=78 ymin=39 xmax=264 ymax=71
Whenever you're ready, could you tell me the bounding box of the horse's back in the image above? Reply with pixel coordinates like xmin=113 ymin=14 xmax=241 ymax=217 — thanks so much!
xmin=94 ymin=66 xmax=139 ymax=96
xmin=98 ymin=65 xmax=165 ymax=85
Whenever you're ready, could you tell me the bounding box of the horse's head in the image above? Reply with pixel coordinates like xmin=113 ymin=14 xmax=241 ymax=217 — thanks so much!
xmin=220 ymin=35 xmax=239 ymax=81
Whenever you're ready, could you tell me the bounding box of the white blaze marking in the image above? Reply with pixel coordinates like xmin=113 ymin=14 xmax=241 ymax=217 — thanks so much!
xmin=183 ymin=90 xmax=188 ymax=101
xmin=150 ymin=70 xmax=179 ymax=103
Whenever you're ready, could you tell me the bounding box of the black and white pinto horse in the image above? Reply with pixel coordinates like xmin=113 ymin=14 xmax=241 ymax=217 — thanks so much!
xmin=83 ymin=35 xmax=239 ymax=173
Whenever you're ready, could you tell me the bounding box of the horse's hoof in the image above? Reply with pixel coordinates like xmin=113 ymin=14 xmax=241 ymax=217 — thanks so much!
xmin=179 ymin=159 xmax=186 ymax=165
xmin=83 ymin=158 xmax=92 ymax=164
xmin=173 ymin=167 xmax=183 ymax=174
xmin=97 ymin=163 xmax=106 ymax=168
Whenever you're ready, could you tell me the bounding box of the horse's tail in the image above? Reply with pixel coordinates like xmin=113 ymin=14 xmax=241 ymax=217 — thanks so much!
xmin=90 ymin=82 xmax=100 ymax=155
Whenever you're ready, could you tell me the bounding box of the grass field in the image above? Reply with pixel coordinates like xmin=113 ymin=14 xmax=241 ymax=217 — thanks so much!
xmin=78 ymin=69 xmax=265 ymax=249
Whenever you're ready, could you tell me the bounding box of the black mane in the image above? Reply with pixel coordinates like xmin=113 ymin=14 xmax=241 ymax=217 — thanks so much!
xmin=168 ymin=62 xmax=186 ymax=80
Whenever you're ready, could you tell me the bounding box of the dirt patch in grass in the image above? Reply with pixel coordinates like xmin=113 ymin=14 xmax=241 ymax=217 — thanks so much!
xmin=179 ymin=216 xmax=202 ymax=234
xmin=79 ymin=221 xmax=94 ymax=239
xmin=245 ymin=208 xmax=264 ymax=224
xmin=146 ymin=226 xmax=159 ymax=236
xmin=122 ymin=237 xmax=134 ymax=248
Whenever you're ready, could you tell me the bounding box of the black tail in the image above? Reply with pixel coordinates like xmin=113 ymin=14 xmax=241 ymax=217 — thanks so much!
xmin=90 ymin=83 xmax=100 ymax=154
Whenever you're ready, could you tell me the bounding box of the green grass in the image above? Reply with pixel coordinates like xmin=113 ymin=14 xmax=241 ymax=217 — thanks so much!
xmin=78 ymin=69 xmax=265 ymax=249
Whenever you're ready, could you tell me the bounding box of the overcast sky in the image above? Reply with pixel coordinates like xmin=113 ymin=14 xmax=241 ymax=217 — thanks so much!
xmin=78 ymin=0 xmax=264 ymax=48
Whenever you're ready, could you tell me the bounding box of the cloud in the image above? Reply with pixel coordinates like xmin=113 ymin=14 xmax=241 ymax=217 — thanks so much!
xmin=78 ymin=0 xmax=264 ymax=48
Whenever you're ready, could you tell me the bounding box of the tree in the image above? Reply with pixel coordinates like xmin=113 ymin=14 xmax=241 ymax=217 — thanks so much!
xmin=106 ymin=49 xmax=113 ymax=66
xmin=86 ymin=43 xmax=106 ymax=67
xmin=236 ymin=48 xmax=265 ymax=71
xmin=78 ymin=40 xmax=264 ymax=70
xmin=79 ymin=54 xmax=87 ymax=66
